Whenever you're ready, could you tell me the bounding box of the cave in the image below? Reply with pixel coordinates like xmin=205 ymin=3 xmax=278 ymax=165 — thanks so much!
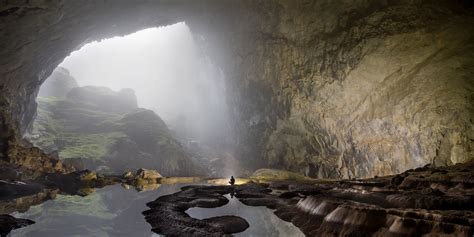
xmin=1 ymin=1 xmax=473 ymax=236
xmin=27 ymin=23 xmax=233 ymax=177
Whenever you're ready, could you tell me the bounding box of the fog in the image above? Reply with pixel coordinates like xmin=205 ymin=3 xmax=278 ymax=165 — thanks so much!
xmin=58 ymin=22 xmax=231 ymax=146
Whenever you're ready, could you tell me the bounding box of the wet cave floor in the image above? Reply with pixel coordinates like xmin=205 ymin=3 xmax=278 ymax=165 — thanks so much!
xmin=7 ymin=182 xmax=303 ymax=237
xmin=1 ymin=161 xmax=474 ymax=236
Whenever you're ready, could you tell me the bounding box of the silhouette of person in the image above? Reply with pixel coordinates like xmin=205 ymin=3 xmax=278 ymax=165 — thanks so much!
xmin=229 ymin=176 xmax=235 ymax=186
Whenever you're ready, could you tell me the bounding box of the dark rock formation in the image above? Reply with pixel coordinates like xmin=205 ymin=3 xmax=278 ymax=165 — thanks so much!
xmin=145 ymin=162 xmax=474 ymax=236
xmin=143 ymin=185 xmax=249 ymax=236
xmin=38 ymin=67 xmax=78 ymax=98
xmin=0 ymin=214 xmax=34 ymax=237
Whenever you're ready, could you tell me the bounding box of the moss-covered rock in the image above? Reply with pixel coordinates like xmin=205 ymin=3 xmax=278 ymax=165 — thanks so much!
xmin=28 ymin=94 xmax=127 ymax=164
xmin=105 ymin=109 xmax=204 ymax=176
xmin=29 ymin=85 xmax=202 ymax=176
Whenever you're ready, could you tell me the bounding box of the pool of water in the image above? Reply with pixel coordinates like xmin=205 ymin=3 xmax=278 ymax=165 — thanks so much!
xmin=10 ymin=184 xmax=176 ymax=237
xmin=186 ymin=194 xmax=304 ymax=237
xmin=10 ymin=184 xmax=303 ymax=237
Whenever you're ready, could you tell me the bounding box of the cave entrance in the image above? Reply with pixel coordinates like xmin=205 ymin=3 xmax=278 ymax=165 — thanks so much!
xmin=27 ymin=23 xmax=233 ymax=177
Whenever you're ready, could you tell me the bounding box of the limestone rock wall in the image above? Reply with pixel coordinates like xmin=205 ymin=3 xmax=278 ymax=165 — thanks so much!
xmin=229 ymin=0 xmax=474 ymax=178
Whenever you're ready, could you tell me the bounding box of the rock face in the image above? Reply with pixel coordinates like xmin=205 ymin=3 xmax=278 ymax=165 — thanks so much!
xmin=0 ymin=1 xmax=473 ymax=178
xmin=230 ymin=1 xmax=474 ymax=178
xmin=106 ymin=109 xmax=203 ymax=176
xmin=264 ymin=162 xmax=474 ymax=236
xmin=6 ymin=140 xmax=74 ymax=178
xmin=28 ymin=85 xmax=135 ymax=161
xmin=29 ymin=83 xmax=201 ymax=176
xmin=38 ymin=67 xmax=78 ymax=98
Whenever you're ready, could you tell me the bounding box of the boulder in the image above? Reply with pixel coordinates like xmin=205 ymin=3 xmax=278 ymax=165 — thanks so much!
xmin=78 ymin=170 xmax=97 ymax=182
xmin=122 ymin=171 xmax=133 ymax=179
xmin=135 ymin=168 xmax=162 ymax=180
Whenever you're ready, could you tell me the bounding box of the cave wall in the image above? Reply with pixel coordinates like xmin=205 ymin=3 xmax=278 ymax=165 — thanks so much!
xmin=0 ymin=0 xmax=473 ymax=178
xmin=229 ymin=0 xmax=474 ymax=178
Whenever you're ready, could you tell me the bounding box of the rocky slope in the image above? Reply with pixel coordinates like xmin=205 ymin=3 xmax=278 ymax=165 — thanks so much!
xmin=28 ymin=72 xmax=202 ymax=176
xmin=105 ymin=109 xmax=202 ymax=176
xmin=0 ymin=1 xmax=472 ymax=179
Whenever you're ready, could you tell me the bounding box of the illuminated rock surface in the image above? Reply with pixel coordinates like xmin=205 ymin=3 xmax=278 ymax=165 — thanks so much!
xmin=144 ymin=162 xmax=473 ymax=236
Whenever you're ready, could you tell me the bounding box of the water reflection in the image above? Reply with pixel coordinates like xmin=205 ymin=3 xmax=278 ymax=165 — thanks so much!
xmin=10 ymin=184 xmax=179 ymax=237
xmin=10 ymin=182 xmax=303 ymax=237
xmin=186 ymin=194 xmax=304 ymax=237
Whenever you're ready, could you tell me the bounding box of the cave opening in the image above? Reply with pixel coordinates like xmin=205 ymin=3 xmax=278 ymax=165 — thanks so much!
xmin=1 ymin=1 xmax=473 ymax=236
xmin=27 ymin=22 xmax=235 ymax=177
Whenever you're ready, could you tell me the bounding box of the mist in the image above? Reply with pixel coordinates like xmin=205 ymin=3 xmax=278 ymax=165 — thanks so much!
xmin=57 ymin=22 xmax=231 ymax=146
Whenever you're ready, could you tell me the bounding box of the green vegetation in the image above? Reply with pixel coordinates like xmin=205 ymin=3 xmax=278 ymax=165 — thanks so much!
xmin=59 ymin=132 xmax=126 ymax=160
xmin=28 ymin=78 xmax=197 ymax=175
xmin=30 ymin=96 xmax=126 ymax=162
xmin=36 ymin=96 xmax=61 ymax=106
xmin=29 ymin=97 xmax=63 ymax=152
